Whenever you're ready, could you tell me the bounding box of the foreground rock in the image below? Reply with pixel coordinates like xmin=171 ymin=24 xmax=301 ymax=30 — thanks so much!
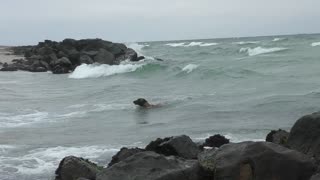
xmin=145 ymin=135 xmax=200 ymax=159
xmin=287 ymin=111 xmax=320 ymax=161
xmin=198 ymin=141 xmax=316 ymax=180
xmin=201 ymin=134 xmax=230 ymax=148
xmin=55 ymin=156 xmax=102 ymax=180
xmin=97 ymin=151 xmax=200 ymax=180
xmin=1 ymin=39 xmax=142 ymax=73
xmin=108 ymin=147 xmax=144 ymax=167
xmin=266 ymin=129 xmax=289 ymax=145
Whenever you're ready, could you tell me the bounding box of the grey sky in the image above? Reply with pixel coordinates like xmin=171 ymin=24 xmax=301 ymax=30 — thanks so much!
xmin=1 ymin=0 xmax=320 ymax=45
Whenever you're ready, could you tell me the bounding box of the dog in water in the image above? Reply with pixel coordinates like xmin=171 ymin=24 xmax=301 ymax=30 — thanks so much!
xmin=133 ymin=98 xmax=160 ymax=108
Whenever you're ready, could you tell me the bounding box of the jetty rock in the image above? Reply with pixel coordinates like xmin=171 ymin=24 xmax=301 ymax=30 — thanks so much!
xmin=1 ymin=38 xmax=144 ymax=73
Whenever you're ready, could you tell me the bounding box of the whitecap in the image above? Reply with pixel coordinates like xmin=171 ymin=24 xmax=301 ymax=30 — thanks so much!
xmin=69 ymin=63 xmax=145 ymax=79
xmin=240 ymin=46 xmax=288 ymax=56
xmin=272 ymin=38 xmax=285 ymax=42
xmin=166 ymin=42 xmax=218 ymax=47
xmin=165 ymin=42 xmax=186 ymax=47
xmin=182 ymin=64 xmax=199 ymax=73
xmin=233 ymin=41 xmax=260 ymax=45
xmin=0 ymin=111 xmax=49 ymax=128
xmin=311 ymin=42 xmax=320 ymax=47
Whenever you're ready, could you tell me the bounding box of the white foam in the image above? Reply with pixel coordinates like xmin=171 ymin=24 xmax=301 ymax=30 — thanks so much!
xmin=166 ymin=42 xmax=186 ymax=47
xmin=0 ymin=111 xmax=49 ymax=128
xmin=182 ymin=64 xmax=199 ymax=73
xmin=0 ymin=146 xmax=119 ymax=175
xmin=240 ymin=46 xmax=288 ymax=56
xmin=166 ymin=42 xmax=218 ymax=47
xmin=233 ymin=41 xmax=260 ymax=45
xmin=272 ymin=38 xmax=285 ymax=42
xmin=311 ymin=42 xmax=320 ymax=47
xmin=69 ymin=63 xmax=144 ymax=79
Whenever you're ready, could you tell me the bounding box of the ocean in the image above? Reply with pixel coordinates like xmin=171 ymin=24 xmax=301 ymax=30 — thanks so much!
xmin=1 ymin=34 xmax=320 ymax=180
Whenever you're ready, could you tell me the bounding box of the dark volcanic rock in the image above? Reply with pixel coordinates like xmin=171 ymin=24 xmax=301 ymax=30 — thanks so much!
xmin=108 ymin=147 xmax=144 ymax=167
xmin=10 ymin=38 xmax=139 ymax=74
xmin=55 ymin=156 xmax=102 ymax=180
xmin=136 ymin=56 xmax=145 ymax=61
xmin=198 ymin=141 xmax=316 ymax=180
xmin=145 ymin=135 xmax=200 ymax=159
xmin=125 ymin=48 xmax=138 ymax=61
xmin=202 ymin=134 xmax=230 ymax=148
xmin=97 ymin=151 xmax=200 ymax=180
xmin=79 ymin=54 xmax=94 ymax=64
xmin=287 ymin=112 xmax=320 ymax=161
xmin=94 ymin=48 xmax=115 ymax=65
xmin=266 ymin=129 xmax=289 ymax=145
xmin=311 ymin=174 xmax=320 ymax=180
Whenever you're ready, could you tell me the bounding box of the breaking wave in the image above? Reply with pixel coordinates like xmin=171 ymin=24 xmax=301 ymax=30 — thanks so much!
xmin=311 ymin=42 xmax=320 ymax=47
xmin=166 ymin=42 xmax=218 ymax=47
xmin=0 ymin=145 xmax=119 ymax=177
xmin=182 ymin=64 xmax=199 ymax=73
xmin=272 ymin=38 xmax=286 ymax=42
xmin=69 ymin=63 xmax=145 ymax=79
xmin=240 ymin=46 xmax=288 ymax=56
xmin=233 ymin=41 xmax=260 ymax=45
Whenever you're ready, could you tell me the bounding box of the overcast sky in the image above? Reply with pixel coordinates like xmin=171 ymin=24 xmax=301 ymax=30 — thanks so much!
xmin=1 ymin=0 xmax=320 ymax=45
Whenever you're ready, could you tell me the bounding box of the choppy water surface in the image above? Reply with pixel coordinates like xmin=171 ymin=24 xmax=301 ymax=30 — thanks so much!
xmin=1 ymin=34 xmax=320 ymax=180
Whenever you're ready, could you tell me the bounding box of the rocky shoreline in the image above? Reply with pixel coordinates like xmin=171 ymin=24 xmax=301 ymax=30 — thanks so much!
xmin=0 ymin=39 xmax=144 ymax=74
xmin=54 ymin=111 xmax=320 ymax=180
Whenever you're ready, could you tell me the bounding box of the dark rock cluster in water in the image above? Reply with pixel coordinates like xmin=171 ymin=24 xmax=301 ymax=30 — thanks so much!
xmin=0 ymin=39 xmax=144 ymax=74
xmin=54 ymin=111 xmax=320 ymax=180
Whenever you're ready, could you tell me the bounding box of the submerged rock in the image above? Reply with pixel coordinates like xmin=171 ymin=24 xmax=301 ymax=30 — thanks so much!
xmin=145 ymin=135 xmax=200 ymax=159
xmin=198 ymin=141 xmax=316 ymax=180
xmin=55 ymin=156 xmax=102 ymax=180
xmin=266 ymin=129 xmax=289 ymax=145
xmin=287 ymin=111 xmax=320 ymax=161
xmin=97 ymin=151 xmax=200 ymax=180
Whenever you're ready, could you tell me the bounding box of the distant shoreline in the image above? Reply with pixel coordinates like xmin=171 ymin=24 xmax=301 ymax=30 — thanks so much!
xmin=0 ymin=46 xmax=23 ymax=65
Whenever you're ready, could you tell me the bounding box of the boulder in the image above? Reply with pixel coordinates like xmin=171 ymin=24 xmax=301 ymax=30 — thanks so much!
xmin=311 ymin=174 xmax=320 ymax=180
xmin=287 ymin=112 xmax=320 ymax=160
xmin=108 ymin=147 xmax=144 ymax=167
xmin=136 ymin=56 xmax=145 ymax=61
xmin=266 ymin=129 xmax=289 ymax=145
xmin=198 ymin=141 xmax=316 ymax=180
xmin=79 ymin=54 xmax=94 ymax=64
xmin=55 ymin=156 xmax=102 ymax=180
xmin=94 ymin=48 xmax=115 ymax=65
xmin=0 ymin=65 xmax=18 ymax=71
xmin=96 ymin=151 xmax=200 ymax=180
xmin=124 ymin=48 xmax=138 ymax=61
xmin=202 ymin=134 xmax=230 ymax=148
xmin=145 ymin=135 xmax=200 ymax=159
xmin=52 ymin=64 xmax=70 ymax=74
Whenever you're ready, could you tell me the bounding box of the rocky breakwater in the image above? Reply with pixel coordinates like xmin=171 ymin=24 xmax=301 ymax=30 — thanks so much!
xmin=53 ymin=111 xmax=320 ymax=180
xmin=0 ymin=39 xmax=144 ymax=74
